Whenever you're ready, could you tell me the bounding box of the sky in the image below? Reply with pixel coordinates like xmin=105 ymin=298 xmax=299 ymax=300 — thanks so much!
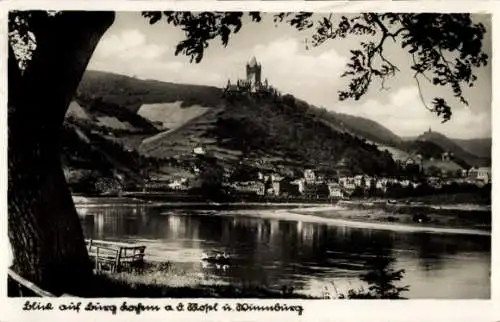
xmin=87 ymin=12 xmax=492 ymax=139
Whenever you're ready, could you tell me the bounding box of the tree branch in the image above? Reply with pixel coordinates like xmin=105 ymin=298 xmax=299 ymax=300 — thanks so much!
xmin=414 ymin=73 xmax=433 ymax=112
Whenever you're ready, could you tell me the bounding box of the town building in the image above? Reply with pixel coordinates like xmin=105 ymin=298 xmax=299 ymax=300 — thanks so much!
xmin=441 ymin=152 xmax=453 ymax=162
xmin=403 ymin=154 xmax=423 ymax=170
xmin=354 ymin=175 xmax=365 ymax=188
xmin=327 ymin=182 xmax=344 ymax=199
xmin=375 ymin=178 xmax=388 ymax=193
xmin=335 ymin=157 xmax=351 ymax=177
xmin=426 ymin=177 xmax=442 ymax=189
xmin=339 ymin=176 xmax=356 ymax=190
xmin=231 ymin=181 xmax=265 ymax=196
xmin=291 ymin=178 xmax=305 ymax=194
xmin=168 ymin=178 xmax=189 ymax=190
xmin=193 ymin=145 xmax=206 ymax=155
xmin=258 ymin=171 xmax=283 ymax=183
xmin=303 ymin=182 xmax=329 ymax=199
xmin=304 ymin=169 xmax=316 ymax=183
xmin=272 ymin=178 xmax=301 ymax=197
xmin=475 ymin=167 xmax=491 ymax=184
xmin=144 ymin=174 xmax=189 ymax=191
xmin=400 ymin=179 xmax=411 ymax=188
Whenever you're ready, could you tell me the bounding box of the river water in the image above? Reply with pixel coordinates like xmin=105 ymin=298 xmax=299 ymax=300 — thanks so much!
xmin=77 ymin=202 xmax=490 ymax=299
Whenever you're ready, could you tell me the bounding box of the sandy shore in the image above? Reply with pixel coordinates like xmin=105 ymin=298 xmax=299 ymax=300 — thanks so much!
xmin=201 ymin=206 xmax=490 ymax=236
xmin=289 ymin=204 xmax=490 ymax=236
xmin=290 ymin=206 xmax=490 ymax=236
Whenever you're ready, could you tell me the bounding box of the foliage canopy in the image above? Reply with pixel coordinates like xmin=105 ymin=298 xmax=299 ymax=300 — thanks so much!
xmin=10 ymin=11 xmax=489 ymax=122
xmin=142 ymin=11 xmax=489 ymax=122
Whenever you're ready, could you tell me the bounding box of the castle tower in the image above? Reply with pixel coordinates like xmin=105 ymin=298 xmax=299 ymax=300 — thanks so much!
xmin=246 ymin=56 xmax=262 ymax=92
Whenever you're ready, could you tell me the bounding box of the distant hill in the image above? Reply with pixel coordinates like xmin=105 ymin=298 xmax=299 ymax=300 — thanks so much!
xmin=401 ymin=139 xmax=469 ymax=170
xmin=453 ymin=138 xmax=491 ymax=160
xmin=324 ymin=111 xmax=403 ymax=147
xmin=403 ymin=140 xmax=448 ymax=160
xmin=77 ymin=70 xmax=223 ymax=113
xmin=416 ymin=130 xmax=490 ymax=167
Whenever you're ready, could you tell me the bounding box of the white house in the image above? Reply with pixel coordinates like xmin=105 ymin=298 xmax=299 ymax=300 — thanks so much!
xmin=193 ymin=146 xmax=206 ymax=155
xmin=400 ymin=180 xmax=411 ymax=188
xmin=354 ymin=175 xmax=365 ymax=187
xmin=168 ymin=177 xmax=188 ymax=190
xmin=304 ymin=169 xmax=316 ymax=183
xmin=339 ymin=176 xmax=356 ymax=190
xmin=476 ymin=167 xmax=491 ymax=184
xmin=327 ymin=183 xmax=344 ymax=198
xmin=291 ymin=178 xmax=305 ymax=194
xmin=233 ymin=181 xmax=265 ymax=195
xmin=376 ymin=179 xmax=388 ymax=192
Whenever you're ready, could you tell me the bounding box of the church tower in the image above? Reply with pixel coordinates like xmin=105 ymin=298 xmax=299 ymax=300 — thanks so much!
xmin=246 ymin=56 xmax=262 ymax=91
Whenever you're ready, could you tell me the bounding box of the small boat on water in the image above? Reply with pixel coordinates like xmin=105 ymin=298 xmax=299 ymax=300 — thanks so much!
xmin=201 ymin=251 xmax=231 ymax=265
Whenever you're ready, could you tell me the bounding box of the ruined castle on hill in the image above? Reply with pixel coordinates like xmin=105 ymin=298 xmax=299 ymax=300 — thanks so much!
xmin=224 ymin=57 xmax=279 ymax=96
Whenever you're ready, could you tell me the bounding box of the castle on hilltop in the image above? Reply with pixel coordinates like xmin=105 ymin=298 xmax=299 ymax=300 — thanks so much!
xmin=224 ymin=57 xmax=278 ymax=96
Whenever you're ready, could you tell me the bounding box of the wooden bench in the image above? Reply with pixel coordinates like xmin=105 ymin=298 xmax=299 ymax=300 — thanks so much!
xmin=85 ymin=239 xmax=146 ymax=273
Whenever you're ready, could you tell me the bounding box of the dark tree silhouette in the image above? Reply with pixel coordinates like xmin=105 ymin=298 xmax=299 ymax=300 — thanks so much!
xmin=349 ymin=255 xmax=409 ymax=299
xmin=8 ymin=10 xmax=489 ymax=295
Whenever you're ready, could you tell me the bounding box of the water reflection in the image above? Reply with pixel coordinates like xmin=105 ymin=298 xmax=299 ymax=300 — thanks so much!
xmin=77 ymin=205 xmax=490 ymax=299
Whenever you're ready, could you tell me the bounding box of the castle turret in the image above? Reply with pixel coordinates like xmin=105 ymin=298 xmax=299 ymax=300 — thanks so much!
xmin=225 ymin=57 xmax=273 ymax=95
xmin=246 ymin=56 xmax=262 ymax=92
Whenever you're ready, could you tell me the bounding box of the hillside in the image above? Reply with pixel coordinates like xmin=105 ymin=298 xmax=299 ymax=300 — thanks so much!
xmin=60 ymin=120 xmax=152 ymax=193
xmin=416 ymin=131 xmax=490 ymax=167
xmin=453 ymin=138 xmax=491 ymax=160
xmin=138 ymin=94 xmax=398 ymax=176
xmin=324 ymin=111 xmax=403 ymax=147
xmin=78 ymin=71 xmax=412 ymax=149
xmin=62 ymin=93 xmax=166 ymax=192
xmin=75 ymin=71 xmax=493 ymax=169
xmin=67 ymin=70 xmax=405 ymax=181
xmin=77 ymin=70 xmax=223 ymax=113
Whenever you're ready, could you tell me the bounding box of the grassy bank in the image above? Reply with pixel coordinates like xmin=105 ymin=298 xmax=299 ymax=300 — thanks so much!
xmin=86 ymin=263 xmax=314 ymax=298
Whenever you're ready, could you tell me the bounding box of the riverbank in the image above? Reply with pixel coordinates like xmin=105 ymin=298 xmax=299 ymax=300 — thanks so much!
xmin=88 ymin=262 xmax=315 ymax=298
xmin=73 ymin=194 xmax=490 ymax=235
xmin=73 ymin=194 xmax=333 ymax=210
xmin=290 ymin=201 xmax=490 ymax=235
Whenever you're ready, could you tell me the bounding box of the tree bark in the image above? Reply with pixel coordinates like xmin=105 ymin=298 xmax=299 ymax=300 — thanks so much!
xmin=8 ymin=11 xmax=115 ymax=295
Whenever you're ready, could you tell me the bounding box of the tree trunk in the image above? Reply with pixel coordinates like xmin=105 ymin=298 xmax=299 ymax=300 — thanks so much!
xmin=8 ymin=11 xmax=115 ymax=296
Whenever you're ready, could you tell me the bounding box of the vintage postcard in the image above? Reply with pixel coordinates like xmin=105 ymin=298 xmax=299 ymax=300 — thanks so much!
xmin=0 ymin=1 xmax=497 ymax=321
